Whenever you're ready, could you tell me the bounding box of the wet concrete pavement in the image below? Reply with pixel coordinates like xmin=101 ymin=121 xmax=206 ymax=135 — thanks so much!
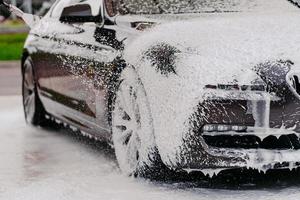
xmin=0 ymin=61 xmax=21 ymax=95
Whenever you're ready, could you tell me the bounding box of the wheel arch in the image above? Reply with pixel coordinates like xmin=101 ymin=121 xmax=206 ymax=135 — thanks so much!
xmin=106 ymin=58 xmax=128 ymax=127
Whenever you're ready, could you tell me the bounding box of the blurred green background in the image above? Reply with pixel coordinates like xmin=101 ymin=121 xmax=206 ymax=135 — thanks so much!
xmin=0 ymin=1 xmax=53 ymax=61
xmin=0 ymin=20 xmax=27 ymax=60
xmin=0 ymin=32 xmax=27 ymax=60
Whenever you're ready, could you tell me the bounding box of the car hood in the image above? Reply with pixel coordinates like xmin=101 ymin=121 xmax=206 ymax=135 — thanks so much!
xmin=124 ymin=12 xmax=300 ymax=85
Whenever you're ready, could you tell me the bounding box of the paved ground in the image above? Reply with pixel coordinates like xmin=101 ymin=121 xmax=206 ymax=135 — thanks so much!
xmin=0 ymin=61 xmax=21 ymax=95
xmin=3 ymin=96 xmax=300 ymax=200
xmin=2 ymin=61 xmax=300 ymax=199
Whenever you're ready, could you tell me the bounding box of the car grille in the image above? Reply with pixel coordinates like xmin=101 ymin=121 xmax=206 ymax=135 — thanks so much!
xmin=203 ymin=131 xmax=300 ymax=150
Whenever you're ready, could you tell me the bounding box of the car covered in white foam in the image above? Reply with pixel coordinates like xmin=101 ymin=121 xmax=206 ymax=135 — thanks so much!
xmin=20 ymin=0 xmax=300 ymax=178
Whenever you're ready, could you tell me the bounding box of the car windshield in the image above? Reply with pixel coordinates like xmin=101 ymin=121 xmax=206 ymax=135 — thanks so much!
xmin=120 ymin=0 xmax=299 ymax=14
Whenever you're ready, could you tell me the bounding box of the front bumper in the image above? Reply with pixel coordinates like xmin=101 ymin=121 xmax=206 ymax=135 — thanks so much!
xmin=174 ymin=129 xmax=300 ymax=174
xmin=180 ymin=141 xmax=300 ymax=172
xmin=171 ymin=89 xmax=300 ymax=173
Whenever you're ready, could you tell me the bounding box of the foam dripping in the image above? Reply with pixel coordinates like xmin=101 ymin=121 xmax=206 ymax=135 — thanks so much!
xmin=250 ymin=92 xmax=273 ymax=140
xmin=263 ymin=93 xmax=271 ymax=129
xmin=183 ymin=168 xmax=225 ymax=178
xmin=252 ymin=93 xmax=270 ymax=128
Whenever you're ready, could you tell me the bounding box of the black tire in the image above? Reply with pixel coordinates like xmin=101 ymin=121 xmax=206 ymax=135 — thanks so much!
xmin=112 ymin=67 xmax=172 ymax=179
xmin=22 ymin=57 xmax=49 ymax=126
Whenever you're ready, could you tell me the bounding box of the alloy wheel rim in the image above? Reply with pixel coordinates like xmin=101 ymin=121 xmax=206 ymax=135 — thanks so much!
xmin=113 ymin=81 xmax=142 ymax=174
xmin=23 ymin=60 xmax=36 ymax=122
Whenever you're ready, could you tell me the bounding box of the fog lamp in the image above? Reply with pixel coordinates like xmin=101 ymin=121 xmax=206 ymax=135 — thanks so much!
xmin=202 ymin=124 xmax=247 ymax=132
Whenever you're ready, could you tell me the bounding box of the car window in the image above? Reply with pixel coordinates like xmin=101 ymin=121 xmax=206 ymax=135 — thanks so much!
xmin=51 ymin=0 xmax=75 ymax=18
xmin=51 ymin=0 xmax=102 ymax=18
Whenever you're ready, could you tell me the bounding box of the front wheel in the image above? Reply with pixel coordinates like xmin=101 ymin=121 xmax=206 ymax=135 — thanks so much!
xmin=112 ymin=67 xmax=169 ymax=178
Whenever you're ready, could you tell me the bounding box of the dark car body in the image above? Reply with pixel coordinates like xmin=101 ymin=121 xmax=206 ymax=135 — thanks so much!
xmin=23 ymin=0 xmax=123 ymax=140
xmin=22 ymin=0 xmax=300 ymax=174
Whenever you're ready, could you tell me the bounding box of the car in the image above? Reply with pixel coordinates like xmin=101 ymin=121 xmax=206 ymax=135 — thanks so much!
xmin=21 ymin=0 xmax=300 ymax=178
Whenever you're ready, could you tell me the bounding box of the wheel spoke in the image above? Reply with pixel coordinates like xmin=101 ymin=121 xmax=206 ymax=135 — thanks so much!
xmin=24 ymin=75 xmax=30 ymax=90
xmin=113 ymin=111 xmax=134 ymax=129
xmin=25 ymin=97 xmax=30 ymax=115
xmin=123 ymin=129 xmax=133 ymax=145
xmin=23 ymin=86 xmax=30 ymax=97
xmin=24 ymin=65 xmax=34 ymax=90
xmin=28 ymin=94 xmax=34 ymax=107
xmin=133 ymin=102 xmax=141 ymax=129
xmin=24 ymin=95 xmax=30 ymax=107
xmin=117 ymin=129 xmax=133 ymax=144
xmin=24 ymin=93 xmax=35 ymax=117
xmin=25 ymin=99 xmax=30 ymax=117
xmin=125 ymin=133 xmax=140 ymax=164
xmin=119 ymin=85 xmax=135 ymax=117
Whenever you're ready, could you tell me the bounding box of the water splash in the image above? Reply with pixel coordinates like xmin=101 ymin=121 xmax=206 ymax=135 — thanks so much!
xmin=7 ymin=4 xmax=40 ymax=28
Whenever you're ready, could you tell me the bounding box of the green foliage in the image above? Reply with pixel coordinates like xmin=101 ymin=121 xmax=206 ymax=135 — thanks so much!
xmin=0 ymin=33 xmax=27 ymax=60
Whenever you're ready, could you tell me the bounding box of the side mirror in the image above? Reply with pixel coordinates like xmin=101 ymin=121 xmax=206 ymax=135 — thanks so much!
xmin=59 ymin=4 xmax=101 ymax=23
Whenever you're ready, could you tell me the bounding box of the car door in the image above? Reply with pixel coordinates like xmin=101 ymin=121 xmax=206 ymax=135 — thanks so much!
xmin=28 ymin=0 xmax=92 ymax=121
xmin=44 ymin=0 xmax=120 ymax=135
xmin=26 ymin=1 xmax=77 ymax=114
